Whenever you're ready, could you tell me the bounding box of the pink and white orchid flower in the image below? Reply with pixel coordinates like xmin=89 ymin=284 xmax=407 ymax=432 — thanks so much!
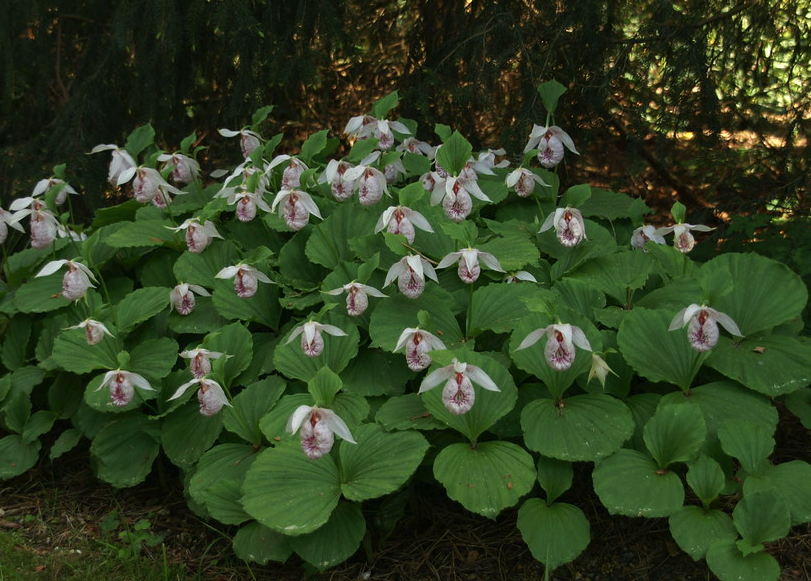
xmin=179 ymin=348 xmax=226 ymax=379
xmin=540 ymin=207 xmax=587 ymax=247
xmin=523 ymin=125 xmax=579 ymax=168
xmin=374 ymin=206 xmax=433 ymax=244
xmin=631 ymin=224 xmax=666 ymax=250
xmin=157 ymin=152 xmax=200 ymax=184
xmin=271 ymin=188 xmax=322 ymax=231
xmin=36 ymin=259 xmax=98 ymax=301
xmin=169 ymin=218 xmax=223 ymax=253
xmin=0 ymin=207 xmax=25 ymax=244
xmin=517 ymin=323 xmax=593 ymax=371
xmin=430 ymin=175 xmax=491 ymax=223
xmin=215 ymin=263 xmax=273 ymax=298
xmin=286 ymin=321 xmax=347 ymax=357
xmin=384 ymin=255 xmax=439 ymax=299
xmin=669 ymin=304 xmax=742 ymax=352
xmin=320 ymin=160 xmax=357 ymax=201
xmin=324 ymin=282 xmax=387 ymax=316
xmin=436 ymin=247 xmax=504 ymax=284
xmin=117 ymin=166 xmax=182 ymax=206
xmin=8 ymin=198 xmax=60 ymax=249
xmin=268 ymin=155 xmax=309 ymax=190
xmin=287 ymin=405 xmax=356 ymax=459
xmin=90 ymin=144 xmax=137 ymax=185
xmin=419 ymin=358 xmax=500 ymax=415
xmin=170 ymin=283 xmax=210 ymax=315
xmin=655 ymin=223 xmax=715 ymax=253
xmin=97 ymin=370 xmax=153 ymax=406
xmin=67 ymin=319 xmax=114 ymax=345
xmin=218 ymin=128 xmax=262 ymax=158
xmin=32 ymin=177 xmax=78 ymax=206
xmin=505 ymin=167 xmax=549 ymax=197
xmin=169 ymin=377 xmax=231 ymax=416
xmin=394 ymin=328 xmax=447 ymax=371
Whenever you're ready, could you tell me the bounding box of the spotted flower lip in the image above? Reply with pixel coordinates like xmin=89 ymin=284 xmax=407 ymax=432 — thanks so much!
xmin=436 ymin=247 xmax=504 ymax=284
xmin=179 ymin=348 xmax=226 ymax=379
xmin=324 ymin=282 xmax=387 ymax=316
xmin=394 ymin=327 xmax=446 ymax=371
xmin=157 ymin=152 xmax=201 ymax=184
xmin=384 ymin=255 xmax=439 ymax=299
xmin=270 ymin=188 xmax=323 ymax=230
xmin=287 ymin=405 xmax=357 ymax=459
xmin=215 ymin=263 xmax=273 ymax=298
xmin=539 ymin=207 xmax=587 ymax=247
xmin=66 ymin=319 xmax=114 ymax=345
xmin=36 ymin=259 xmax=98 ymax=301
xmin=169 ymin=377 xmax=231 ymax=416
xmin=168 ymin=218 xmax=223 ymax=253
xmin=669 ymin=304 xmax=742 ymax=352
xmin=286 ymin=321 xmax=347 ymax=357
xmin=523 ymin=125 xmax=579 ymax=168
xmin=505 ymin=167 xmax=549 ymax=197
xmin=516 ymin=323 xmax=592 ymax=371
xmin=418 ymin=358 xmax=500 ymax=415
xmin=96 ymin=370 xmax=154 ymax=406
xmin=32 ymin=177 xmax=79 ymax=206
xmin=170 ymin=283 xmax=210 ymax=315
xmin=631 ymin=224 xmax=666 ymax=250
xmin=374 ymin=206 xmax=433 ymax=244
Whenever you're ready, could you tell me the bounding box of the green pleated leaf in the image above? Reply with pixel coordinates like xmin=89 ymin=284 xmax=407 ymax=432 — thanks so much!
xmin=242 ymin=441 xmax=342 ymax=536
xmin=13 ymin=273 xmax=72 ymax=313
xmin=233 ymin=522 xmax=293 ymax=565
xmin=125 ymin=123 xmax=155 ymax=157
xmin=592 ymin=449 xmax=685 ymax=517
xmin=212 ymin=278 xmax=281 ymax=329
xmin=643 ymin=402 xmax=706 ymax=469
xmin=785 ymin=388 xmax=811 ymax=429
xmin=374 ymin=393 xmax=448 ymax=431
xmin=659 ymin=381 xmax=777 ymax=436
xmin=300 ymin=129 xmax=329 ymax=162
xmin=718 ymin=420 xmax=774 ymax=475
xmin=115 ymin=287 xmax=170 ymax=332
xmin=340 ymin=348 xmax=415 ymax=397
xmin=205 ymin=322 xmax=253 ymax=386
xmin=106 ymin=219 xmax=178 ymax=248
xmin=477 ymin=232 xmax=540 ymax=272
xmin=517 ymin=500 xmax=590 ymax=572
xmin=635 ymin=276 xmax=702 ymax=311
xmin=222 ymin=376 xmax=286 ymax=445
xmin=306 ymin=204 xmax=378 ymax=269
xmin=668 ymin=506 xmax=737 ymax=561
xmin=579 ymin=187 xmax=649 ymax=222
xmin=521 ymin=393 xmax=634 ymax=462
xmin=469 ymin=283 xmax=547 ymax=335
xmin=21 ymin=410 xmax=57 ymax=444
xmin=568 ymin=250 xmax=654 ymax=303
xmin=433 ymin=441 xmax=536 ymax=519
xmin=435 ymin=131 xmax=472 ymax=176
xmin=273 ymin=314 xmax=360 ymax=382
xmin=707 ymin=335 xmax=811 ymax=396
xmin=172 ymin=242 xmax=241 ymax=287
xmin=686 ymin=455 xmax=726 ymax=506
xmin=161 ymin=401 xmax=223 ymax=469
xmin=551 ymin=278 xmax=606 ymax=321
xmin=168 ymin=297 xmax=229 ymax=334
xmin=540 ymin=220 xmax=618 ymax=278
xmin=706 ymin=540 xmax=779 ymax=581
xmin=420 ymin=351 xmax=517 ymax=442
xmin=1 ymin=316 xmax=30 ymax=370
xmin=289 ymin=501 xmax=366 ymax=571
xmin=339 ymin=424 xmax=429 ymax=502
xmin=733 ymin=491 xmax=791 ymax=545
xmin=52 ymin=328 xmax=120 ymax=374
xmin=189 ymin=443 xmax=257 ymax=525
xmin=129 ymin=337 xmax=178 ymax=380
xmin=704 ymin=253 xmax=807 ymax=336
xmin=90 ymin=414 xmax=160 ymax=487
xmin=617 ymin=307 xmax=704 ymax=391
xmin=278 ymin=231 xmax=329 ymax=289
xmin=537 ymin=80 xmax=567 ymax=115
xmin=743 ymin=461 xmax=811 ymax=525
xmin=0 ymin=435 xmax=41 ymax=479
xmin=537 ymin=456 xmax=574 ymax=504
xmin=49 ymin=428 xmax=82 ymax=460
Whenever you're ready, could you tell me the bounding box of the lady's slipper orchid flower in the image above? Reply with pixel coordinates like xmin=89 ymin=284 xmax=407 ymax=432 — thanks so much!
xmin=419 ymin=358 xmax=500 ymax=415
xmin=504 ymin=271 xmax=538 ymax=284
xmin=384 ymin=255 xmax=439 ymax=299
xmin=32 ymin=178 xmax=78 ymax=206
xmin=286 ymin=321 xmax=347 ymax=357
xmin=179 ymin=348 xmax=226 ymax=379
xmin=219 ymin=187 xmax=271 ymax=222
xmin=656 ymin=223 xmax=715 ymax=254
xmin=344 ymin=116 xmax=411 ymax=150
xmin=97 ymin=370 xmax=153 ymax=406
xmin=394 ymin=328 xmax=446 ymax=371
xmin=324 ymin=282 xmax=387 ymax=316
xmin=320 ymin=160 xmax=357 ymax=201
xmin=170 ymin=283 xmax=210 ymax=315
xmin=157 ymin=153 xmax=200 ymax=184
xmin=384 ymin=159 xmax=407 ymax=184
xmin=397 ymin=137 xmax=435 ymax=157
xmin=67 ymin=319 xmax=114 ymax=345
xmin=215 ymin=263 xmax=273 ymax=298
xmin=436 ymin=247 xmax=504 ymax=284
xmin=287 ymin=405 xmax=356 ymax=459
xmin=472 ymin=149 xmax=509 ymax=174
xmin=540 ymin=207 xmax=587 ymax=247
xmin=268 ymin=155 xmax=309 ymax=190
xmin=505 ymin=167 xmax=548 ymax=197
xmin=90 ymin=144 xmax=137 ymax=185
xmin=271 ymin=188 xmax=322 ymax=230
xmin=523 ymin=125 xmax=579 ymax=168
xmin=118 ymin=166 xmax=182 ymax=205
xmin=169 ymin=377 xmax=231 ymax=416
xmin=169 ymin=218 xmax=223 ymax=253
xmin=631 ymin=224 xmax=666 ymax=250
xmin=430 ymin=175 xmax=491 ymax=223
xmin=8 ymin=198 xmax=60 ymax=249
xmin=218 ymin=128 xmax=262 ymax=158
xmin=0 ymin=207 xmax=25 ymax=243
xmin=588 ymin=353 xmax=617 ymax=388
xmin=517 ymin=323 xmax=592 ymax=371
xmin=374 ymin=206 xmax=433 ymax=244
xmin=36 ymin=259 xmax=98 ymax=301
xmin=669 ymin=304 xmax=742 ymax=352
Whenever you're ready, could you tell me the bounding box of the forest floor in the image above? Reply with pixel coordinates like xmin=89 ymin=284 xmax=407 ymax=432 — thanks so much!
xmin=2 ymin=406 xmax=811 ymax=581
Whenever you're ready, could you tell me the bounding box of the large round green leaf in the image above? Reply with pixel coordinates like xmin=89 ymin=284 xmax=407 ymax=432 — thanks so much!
xmin=288 ymin=501 xmax=366 ymax=571
xmin=718 ymin=420 xmax=774 ymax=475
xmin=273 ymin=314 xmax=360 ymax=382
xmin=537 ymin=456 xmax=573 ymax=504
xmin=521 ymin=393 xmax=634 ymax=462
xmin=686 ymin=455 xmax=726 ymax=505
xmin=160 ymin=400 xmax=223 ymax=470
xmin=242 ymin=441 xmax=342 ymax=535
xmin=568 ymin=250 xmax=654 ymax=304
xmin=340 ymin=348 xmax=415 ymax=397
xmin=339 ymin=424 xmax=429 ymax=502
xmin=420 ymin=351 xmax=517 ymax=442
xmin=433 ymin=441 xmax=535 ymax=519
xmin=374 ymin=393 xmax=447 ymax=431
xmin=129 ymin=337 xmax=179 ymax=381
xmin=204 ymin=322 xmax=253 ymax=386
xmin=212 ymin=278 xmax=281 ymax=329
xmin=468 ymin=283 xmax=544 ymax=335
xmin=707 ymin=335 xmax=811 ymax=396
xmin=12 ymin=273 xmax=72 ymax=313
xmin=222 ymin=376 xmax=286 ymax=445
xmin=618 ymin=307 xmax=704 ymax=391
xmin=643 ymin=402 xmax=706 ymax=468
xmin=89 ymin=414 xmax=160 ymax=488
xmin=593 ymin=449 xmax=684 ymax=517
xmin=0 ymin=435 xmax=41 ymax=479
xmin=305 ymin=203 xmax=378 ymax=269
xmin=668 ymin=506 xmax=737 ymax=561
xmin=52 ymin=327 xmax=120 ymax=374
xmin=704 ymin=253 xmax=807 ymax=336
xmin=743 ymin=461 xmax=811 ymax=526
xmin=517 ymin=500 xmax=590 ymax=571
xmin=733 ymin=491 xmax=791 ymax=546
xmin=115 ymin=287 xmax=170 ymax=332
xmin=233 ymin=521 xmax=293 ymax=565
xmin=189 ymin=443 xmax=257 ymax=525
xmin=706 ymin=540 xmax=779 ymax=581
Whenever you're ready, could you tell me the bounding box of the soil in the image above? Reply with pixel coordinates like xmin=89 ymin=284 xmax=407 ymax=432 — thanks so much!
xmin=3 ymin=408 xmax=811 ymax=581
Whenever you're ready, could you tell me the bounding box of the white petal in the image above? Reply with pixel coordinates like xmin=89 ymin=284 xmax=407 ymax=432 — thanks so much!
xmin=358 ymin=284 xmax=387 ymax=298
xmin=322 ymin=409 xmax=356 ymax=443
xmin=128 ymin=372 xmax=154 ymax=391
xmin=478 ymin=252 xmax=505 ymax=273
xmin=36 ymin=259 xmax=68 ymax=277
xmin=90 ymin=143 xmax=118 ymax=153
xmin=169 ymin=378 xmax=200 ymax=400
xmin=517 ymin=328 xmax=548 ymax=350
xmin=394 ymin=328 xmax=417 ymax=352
xmin=406 ymin=210 xmax=433 ymax=233
xmin=215 ymin=265 xmax=240 ymax=279
xmin=709 ymin=309 xmax=743 ymax=337
xmin=384 ymin=261 xmax=404 ymax=287
xmin=570 ymin=326 xmax=592 ymax=351
xmin=286 ymin=405 xmax=314 ymax=434
xmin=418 ymin=366 xmax=453 ymax=393
xmin=436 ymin=251 xmax=462 ymax=270
xmin=466 ymin=365 xmax=500 ymax=392
xmin=217 ymin=128 xmax=241 ymax=138
xmin=539 ymin=209 xmax=562 ymax=233
xmin=319 ymin=323 xmax=347 ymax=337
xmin=188 ymin=284 xmax=210 ymax=296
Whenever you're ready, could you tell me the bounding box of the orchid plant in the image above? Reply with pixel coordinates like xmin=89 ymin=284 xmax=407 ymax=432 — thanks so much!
xmin=0 ymin=87 xmax=809 ymax=581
